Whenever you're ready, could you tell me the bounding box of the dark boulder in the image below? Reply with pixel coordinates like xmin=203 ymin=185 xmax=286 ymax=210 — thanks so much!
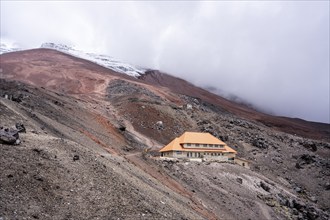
xmin=118 ymin=125 xmax=126 ymax=132
xmin=197 ymin=120 xmax=211 ymax=126
xmin=0 ymin=127 xmax=20 ymax=145
xmin=12 ymin=94 xmax=23 ymax=103
xmin=219 ymin=135 xmax=229 ymax=142
xmin=15 ymin=123 xmax=26 ymax=133
xmin=286 ymin=199 xmax=295 ymax=208
xmin=300 ymin=154 xmax=315 ymax=164
xmin=73 ymin=155 xmax=80 ymax=161
xmin=295 ymin=162 xmax=303 ymax=169
xmin=293 ymin=199 xmax=306 ymax=211
xmin=260 ymin=181 xmax=270 ymax=192
xmin=236 ymin=178 xmax=243 ymax=184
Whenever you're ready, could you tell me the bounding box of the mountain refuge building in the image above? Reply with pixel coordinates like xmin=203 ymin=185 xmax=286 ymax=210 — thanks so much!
xmin=159 ymin=132 xmax=237 ymax=161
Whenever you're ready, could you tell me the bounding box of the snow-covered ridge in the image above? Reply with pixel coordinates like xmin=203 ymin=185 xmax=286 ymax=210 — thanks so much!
xmin=40 ymin=43 xmax=146 ymax=77
xmin=0 ymin=42 xmax=146 ymax=77
xmin=0 ymin=43 xmax=21 ymax=55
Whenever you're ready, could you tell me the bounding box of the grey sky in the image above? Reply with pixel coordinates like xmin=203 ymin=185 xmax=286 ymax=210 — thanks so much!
xmin=1 ymin=1 xmax=329 ymax=123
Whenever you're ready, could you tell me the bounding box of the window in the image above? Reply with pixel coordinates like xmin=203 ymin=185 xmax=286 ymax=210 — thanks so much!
xmin=203 ymin=144 xmax=207 ymax=147
xmin=196 ymin=144 xmax=200 ymax=147
xmin=176 ymin=151 xmax=182 ymax=155
xmin=187 ymin=143 xmax=191 ymax=146
xmin=209 ymin=144 xmax=213 ymax=147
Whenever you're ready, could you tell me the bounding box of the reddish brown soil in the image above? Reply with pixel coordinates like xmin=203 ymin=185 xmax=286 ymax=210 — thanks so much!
xmin=80 ymin=129 xmax=118 ymax=155
xmin=139 ymin=70 xmax=330 ymax=141
xmin=0 ymin=48 xmax=134 ymax=95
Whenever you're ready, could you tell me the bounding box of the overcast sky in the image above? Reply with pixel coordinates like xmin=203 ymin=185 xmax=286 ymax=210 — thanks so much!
xmin=1 ymin=1 xmax=329 ymax=123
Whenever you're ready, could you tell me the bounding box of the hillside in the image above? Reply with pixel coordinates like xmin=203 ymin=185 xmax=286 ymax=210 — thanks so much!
xmin=139 ymin=70 xmax=330 ymax=141
xmin=0 ymin=49 xmax=329 ymax=220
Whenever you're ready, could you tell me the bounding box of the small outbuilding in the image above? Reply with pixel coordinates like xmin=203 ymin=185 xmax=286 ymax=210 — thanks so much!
xmin=234 ymin=157 xmax=250 ymax=169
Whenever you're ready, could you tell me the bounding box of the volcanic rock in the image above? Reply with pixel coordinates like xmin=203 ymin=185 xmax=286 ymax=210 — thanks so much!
xmin=0 ymin=127 xmax=20 ymax=145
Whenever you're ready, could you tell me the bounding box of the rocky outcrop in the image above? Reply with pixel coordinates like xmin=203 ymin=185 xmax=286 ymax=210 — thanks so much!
xmin=295 ymin=154 xmax=316 ymax=169
xmin=107 ymin=79 xmax=163 ymax=102
xmin=15 ymin=123 xmax=26 ymax=133
xmin=252 ymin=137 xmax=268 ymax=149
xmin=0 ymin=126 xmax=20 ymax=145
xmin=155 ymin=121 xmax=164 ymax=130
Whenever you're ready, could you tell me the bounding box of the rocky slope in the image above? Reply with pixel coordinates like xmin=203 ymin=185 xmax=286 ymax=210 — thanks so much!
xmin=139 ymin=70 xmax=330 ymax=141
xmin=0 ymin=49 xmax=329 ymax=220
xmin=0 ymin=80 xmax=205 ymax=220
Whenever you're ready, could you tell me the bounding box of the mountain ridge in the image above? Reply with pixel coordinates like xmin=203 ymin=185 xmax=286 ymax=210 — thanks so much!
xmin=0 ymin=42 xmax=147 ymax=77
xmin=2 ymin=42 xmax=328 ymax=125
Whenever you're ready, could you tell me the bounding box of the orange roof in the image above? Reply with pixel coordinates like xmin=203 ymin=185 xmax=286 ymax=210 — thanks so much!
xmin=159 ymin=138 xmax=182 ymax=152
xmin=159 ymin=132 xmax=237 ymax=153
xmin=178 ymin=132 xmax=227 ymax=145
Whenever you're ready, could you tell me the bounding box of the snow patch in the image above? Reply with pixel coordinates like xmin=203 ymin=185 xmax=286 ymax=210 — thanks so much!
xmin=41 ymin=43 xmax=146 ymax=77
xmin=0 ymin=43 xmax=21 ymax=55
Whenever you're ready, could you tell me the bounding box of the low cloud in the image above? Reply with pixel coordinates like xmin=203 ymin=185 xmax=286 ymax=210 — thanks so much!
xmin=1 ymin=1 xmax=329 ymax=122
